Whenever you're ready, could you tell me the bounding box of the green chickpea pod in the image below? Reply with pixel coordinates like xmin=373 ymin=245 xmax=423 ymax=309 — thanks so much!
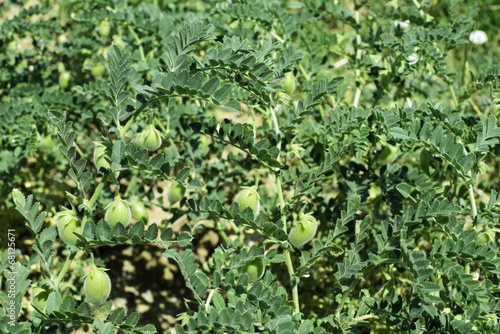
xmin=288 ymin=212 xmax=318 ymax=248
xmin=136 ymin=124 xmax=162 ymax=151
xmin=84 ymin=264 xmax=111 ymax=305
xmin=105 ymin=196 xmax=132 ymax=228
xmin=235 ymin=186 xmax=260 ymax=217
xmin=57 ymin=209 xmax=81 ymax=245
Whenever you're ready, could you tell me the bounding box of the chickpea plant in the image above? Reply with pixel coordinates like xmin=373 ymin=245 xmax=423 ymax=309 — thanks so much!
xmin=8 ymin=27 xmax=344 ymax=333
xmin=3 ymin=1 xmax=500 ymax=334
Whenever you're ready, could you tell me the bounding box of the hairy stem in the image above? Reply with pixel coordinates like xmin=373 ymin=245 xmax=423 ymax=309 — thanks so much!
xmin=298 ymin=63 xmax=311 ymax=82
xmin=88 ymin=174 xmax=109 ymax=210
xmin=54 ymin=251 xmax=78 ymax=289
xmin=120 ymin=102 xmax=149 ymax=138
xmin=269 ymin=30 xmax=285 ymax=44
xmin=449 ymin=85 xmax=459 ymax=109
xmin=353 ymin=87 xmax=362 ymax=108
xmin=129 ymin=26 xmax=146 ymax=62
xmin=353 ymin=9 xmax=363 ymax=109
xmin=461 ymin=42 xmax=471 ymax=88
xmin=205 ymin=289 xmax=216 ymax=311
xmin=80 ymin=174 xmax=109 ymax=234
xmin=469 ymin=184 xmax=477 ymax=220
xmin=270 ymin=106 xmax=300 ymax=315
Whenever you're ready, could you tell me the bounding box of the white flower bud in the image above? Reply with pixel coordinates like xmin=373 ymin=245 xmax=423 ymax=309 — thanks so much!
xmin=407 ymin=54 xmax=418 ymax=65
xmin=469 ymin=30 xmax=487 ymax=45
xmin=394 ymin=20 xmax=410 ymax=29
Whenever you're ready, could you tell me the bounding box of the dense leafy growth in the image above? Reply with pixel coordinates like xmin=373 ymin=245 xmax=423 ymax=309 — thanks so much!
xmin=1 ymin=0 xmax=500 ymax=333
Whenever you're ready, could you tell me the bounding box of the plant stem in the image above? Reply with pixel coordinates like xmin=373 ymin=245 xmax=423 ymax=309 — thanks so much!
xmin=411 ymin=0 xmax=425 ymax=15
xmin=218 ymin=226 xmax=232 ymax=245
xmin=120 ymin=102 xmax=148 ymax=138
xmin=129 ymin=26 xmax=146 ymax=62
xmin=124 ymin=175 xmax=136 ymax=197
xmin=353 ymin=87 xmax=361 ymax=108
xmin=273 ymin=176 xmax=285 ymax=232
xmin=298 ymin=63 xmax=311 ymax=81
xmin=88 ymin=174 xmax=109 ymax=210
xmin=270 ymin=106 xmax=300 ymax=315
xmin=205 ymin=289 xmax=216 ymax=311
xmin=80 ymin=173 xmax=109 ymax=234
xmin=270 ymin=107 xmax=280 ymax=138
xmin=461 ymin=44 xmax=470 ymax=88
xmin=155 ymin=117 xmax=176 ymax=147
xmin=155 ymin=117 xmax=169 ymax=135
xmin=285 ymin=249 xmax=300 ymax=314
xmin=449 ymin=85 xmax=458 ymax=109
xmin=469 ymin=184 xmax=477 ymax=220
xmin=269 ymin=30 xmax=285 ymax=44
xmin=353 ymin=8 xmax=363 ymax=109
xmin=336 ymin=278 xmax=360 ymax=318
xmin=406 ymin=97 xmax=412 ymax=107
xmin=75 ymin=145 xmax=85 ymax=160
xmin=54 ymin=251 xmax=78 ymax=289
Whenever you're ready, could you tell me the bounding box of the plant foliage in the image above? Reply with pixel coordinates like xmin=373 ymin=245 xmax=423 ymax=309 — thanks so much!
xmin=1 ymin=0 xmax=500 ymax=333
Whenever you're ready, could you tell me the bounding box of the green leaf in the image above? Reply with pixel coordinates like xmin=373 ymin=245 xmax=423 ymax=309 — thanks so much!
xmin=39 ymin=226 xmax=57 ymax=246
xmin=222 ymin=100 xmax=242 ymax=113
xmin=389 ymin=127 xmax=409 ymax=140
xmin=178 ymin=232 xmax=192 ymax=247
xmin=129 ymin=221 xmax=145 ymax=243
xmin=161 ymin=228 xmax=173 ymax=242
xmin=12 ymin=189 xmax=47 ymax=234
xmin=108 ymin=307 xmax=126 ymax=324
xmin=144 ymin=224 xmax=159 ymax=242
xmin=107 ymin=44 xmax=131 ymax=108
xmin=213 ymin=292 xmax=226 ymax=311
xmin=139 ymin=324 xmax=157 ymax=334
xmin=298 ymin=320 xmax=314 ymax=334
xmin=124 ymin=312 xmax=140 ymax=327
xmin=213 ymin=84 xmax=232 ymax=104
xmin=176 ymin=167 xmax=191 ymax=182
xmin=96 ymin=220 xmax=112 ymax=241
xmin=112 ymin=223 xmax=128 ymax=243
xmin=202 ymin=77 xmax=220 ymax=96
xmin=188 ymin=179 xmax=203 ymax=189
xmin=45 ymin=291 xmax=62 ymax=316
xmin=396 ymin=183 xmax=413 ymax=198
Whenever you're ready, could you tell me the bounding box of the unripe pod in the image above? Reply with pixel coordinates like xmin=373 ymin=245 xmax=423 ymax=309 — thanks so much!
xmin=378 ymin=145 xmax=397 ymax=164
xmin=84 ymin=266 xmax=111 ymax=305
xmin=131 ymin=201 xmax=148 ymax=223
xmin=105 ymin=196 xmax=131 ymax=228
xmin=168 ymin=182 xmax=186 ymax=204
xmin=91 ymin=64 xmax=105 ymax=77
xmin=235 ymin=186 xmax=260 ymax=217
xmin=99 ymin=21 xmax=111 ymax=38
xmin=243 ymin=259 xmax=265 ymax=282
xmin=59 ymin=71 xmax=71 ymax=89
xmin=32 ymin=286 xmax=50 ymax=312
xmin=93 ymin=142 xmax=120 ymax=178
xmin=476 ymin=225 xmax=495 ymax=244
xmin=57 ymin=209 xmax=81 ymax=245
xmin=288 ymin=212 xmax=318 ymax=248
xmin=136 ymin=124 xmax=162 ymax=151
xmin=94 ymin=142 xmax=109 ymax=170
xmin=281 ymin=72 xmax=296 ymax=95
